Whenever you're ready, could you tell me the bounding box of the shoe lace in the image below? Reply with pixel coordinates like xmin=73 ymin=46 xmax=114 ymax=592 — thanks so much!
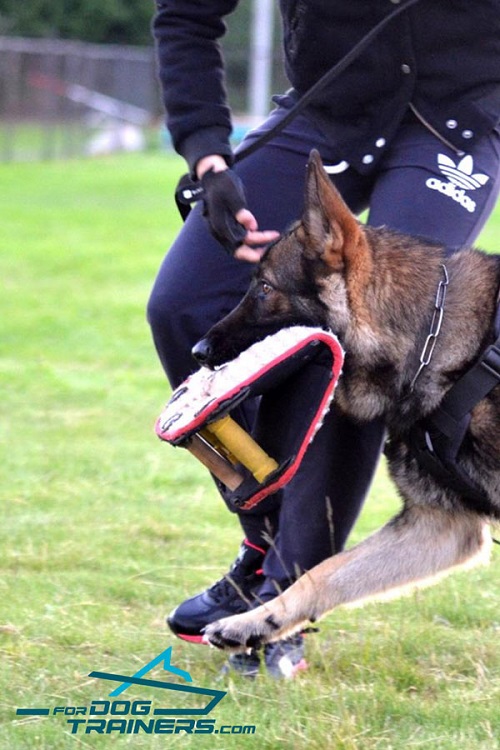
xmin=208 ymin=562 xmax=261 ymax=606
xmin=208 ymin=575 xmax=240 ymax=604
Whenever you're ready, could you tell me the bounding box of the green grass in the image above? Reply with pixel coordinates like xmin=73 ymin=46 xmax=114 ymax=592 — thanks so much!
xmin=0 ymin=122 xmax=163 ymax=162
xmin=1 ymin=153 xmax=499 ymax=750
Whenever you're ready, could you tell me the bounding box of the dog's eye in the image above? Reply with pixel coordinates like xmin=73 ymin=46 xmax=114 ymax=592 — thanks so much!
xmin=260 ymin=281 xmax=273 ymax=295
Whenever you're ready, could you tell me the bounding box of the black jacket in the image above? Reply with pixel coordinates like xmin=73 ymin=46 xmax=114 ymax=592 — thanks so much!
xmin=153 ymin=0 xmax=500 ymax=174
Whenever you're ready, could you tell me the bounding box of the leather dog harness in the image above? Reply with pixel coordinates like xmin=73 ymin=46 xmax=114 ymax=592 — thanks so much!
xmin=410 ymin=285 xmax=500 ymax=512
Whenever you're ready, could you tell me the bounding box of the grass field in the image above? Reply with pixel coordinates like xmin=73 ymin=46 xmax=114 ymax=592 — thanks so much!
xmin=1 ymin=152 xmax=499 ymax=750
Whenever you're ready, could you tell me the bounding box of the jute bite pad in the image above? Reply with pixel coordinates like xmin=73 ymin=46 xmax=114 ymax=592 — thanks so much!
xmin=156 ymin=326 xmax=344 ymax=510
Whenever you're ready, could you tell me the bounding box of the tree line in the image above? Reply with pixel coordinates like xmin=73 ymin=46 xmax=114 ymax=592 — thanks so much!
xmin=0 ymin=1 xmax=251 ymax=48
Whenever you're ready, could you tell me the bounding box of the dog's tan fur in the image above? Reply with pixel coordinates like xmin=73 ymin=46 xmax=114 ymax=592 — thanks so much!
xmin=199 ymin=150 xmax=500 ymax=651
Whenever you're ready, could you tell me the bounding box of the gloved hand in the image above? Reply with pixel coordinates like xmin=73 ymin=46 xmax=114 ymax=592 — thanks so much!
xmin=174 ymin=166 xmax=279 ymax=261
xmin=200 ymin=168 xmax=248 ymax=253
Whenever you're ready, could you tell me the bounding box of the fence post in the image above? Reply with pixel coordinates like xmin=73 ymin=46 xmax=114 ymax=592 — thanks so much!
xmin=248 ymin=0 xmax=275 ymax=119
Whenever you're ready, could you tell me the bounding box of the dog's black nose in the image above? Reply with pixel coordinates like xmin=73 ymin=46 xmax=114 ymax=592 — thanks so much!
xmin=192 ymin=338 xmax=213 ymax=366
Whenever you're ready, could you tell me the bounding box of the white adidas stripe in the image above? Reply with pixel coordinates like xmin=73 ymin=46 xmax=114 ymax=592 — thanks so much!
xmin=438 ymin=167 xmax=483 ymax=190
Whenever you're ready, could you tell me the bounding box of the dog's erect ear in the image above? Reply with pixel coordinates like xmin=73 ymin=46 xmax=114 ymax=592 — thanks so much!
xmin=302 ymin=150 xmax=362 ymax=272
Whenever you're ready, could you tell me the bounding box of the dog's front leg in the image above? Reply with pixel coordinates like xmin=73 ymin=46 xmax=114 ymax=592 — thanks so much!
xmin=204 ymin=505 xmax=491 ymax=650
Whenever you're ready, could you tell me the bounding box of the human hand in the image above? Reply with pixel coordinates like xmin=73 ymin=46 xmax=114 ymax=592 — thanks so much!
xmin=200 ymin=168 xmax=248 ymax=253
xmin=196 ymin=157 xmax=279 ymax=260
xmin=232 ymin=208 xmax=280 ymax=262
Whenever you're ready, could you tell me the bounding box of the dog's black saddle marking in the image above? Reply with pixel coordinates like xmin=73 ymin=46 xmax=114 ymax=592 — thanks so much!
xmin=411 ymin=297 xmax=500 ymax=512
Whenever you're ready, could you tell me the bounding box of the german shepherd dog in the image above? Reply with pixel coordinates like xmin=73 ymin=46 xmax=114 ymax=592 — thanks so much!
xmin=197 ymin=150 xmax=500 ymax=651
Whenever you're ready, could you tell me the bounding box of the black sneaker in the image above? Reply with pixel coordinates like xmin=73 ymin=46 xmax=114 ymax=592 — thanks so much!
xmin=224 ymin=650 xmax=261 ymax=679
xmin=264 ymin=634 xmax=308 ymax=679
xmin=223 ymin=635 xmax=308 ymax=679
xmin=167 ymin=540 xmax=265 ymax=643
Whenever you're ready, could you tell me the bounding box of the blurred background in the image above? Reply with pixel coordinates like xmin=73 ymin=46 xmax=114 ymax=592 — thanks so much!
xmin=0 ymin=0 xmax=287 ymax=162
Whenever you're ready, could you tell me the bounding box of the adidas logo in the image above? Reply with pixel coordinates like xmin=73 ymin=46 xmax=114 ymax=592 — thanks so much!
xmin=436 ymin=154 xmax=489 ymax=190
xmin=425 ymin=154 xmax=489 ymax=213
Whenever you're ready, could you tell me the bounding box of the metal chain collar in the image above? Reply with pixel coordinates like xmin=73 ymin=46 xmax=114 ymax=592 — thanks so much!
xmin=410 ymin=263 xmax=449 ymax=391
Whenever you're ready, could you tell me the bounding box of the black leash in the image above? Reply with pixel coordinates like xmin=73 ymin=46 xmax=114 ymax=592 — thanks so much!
xmin=233 ymin=0 xmax=422 ymax=166
xmin=176 ymin=0 xmax=422 ymax=216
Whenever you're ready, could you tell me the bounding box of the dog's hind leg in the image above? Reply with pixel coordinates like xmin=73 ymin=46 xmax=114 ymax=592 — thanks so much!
xmin=204 ymin=505 xmax=491 ymax=650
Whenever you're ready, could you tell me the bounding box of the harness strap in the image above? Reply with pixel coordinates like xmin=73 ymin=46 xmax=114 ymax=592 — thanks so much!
xmin=430 ymin=294 xmax=500 ymax=442
xmin=411 ymin=295 xmax=500 ymax=507
xmin=430 ymin=340 xmax=500 ymax=436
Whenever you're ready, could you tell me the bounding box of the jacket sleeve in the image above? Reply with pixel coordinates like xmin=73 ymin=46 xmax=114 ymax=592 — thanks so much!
xmin=153 ymin=0 xmax=240 ymax=174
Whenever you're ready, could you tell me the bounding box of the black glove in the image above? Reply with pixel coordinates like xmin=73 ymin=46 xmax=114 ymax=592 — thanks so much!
xmin=200 ymin=169 xmax=248 ymax=253
xmin=174 ymin=168 xmax=248 ymax=254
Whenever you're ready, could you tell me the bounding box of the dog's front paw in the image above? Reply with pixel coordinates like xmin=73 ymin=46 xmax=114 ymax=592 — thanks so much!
xmin=204 ymin=610 xmax=283 ymax=651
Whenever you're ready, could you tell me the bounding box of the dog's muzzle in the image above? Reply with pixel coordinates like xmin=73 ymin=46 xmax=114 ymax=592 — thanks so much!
xmin=155 ymin=326 xmax=344 ymax=511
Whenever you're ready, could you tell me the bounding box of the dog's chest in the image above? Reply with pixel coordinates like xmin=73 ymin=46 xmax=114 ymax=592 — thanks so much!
xmin=336 ymin=363 xmax=399 ymax=422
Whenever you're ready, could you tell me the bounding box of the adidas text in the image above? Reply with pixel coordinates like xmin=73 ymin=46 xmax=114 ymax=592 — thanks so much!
xmin=425 ymin=177 xmax=476 ymax=213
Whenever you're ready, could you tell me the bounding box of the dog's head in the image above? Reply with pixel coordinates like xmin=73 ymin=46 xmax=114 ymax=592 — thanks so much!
xmin=193 ymin=150 xmax=371 ymax=368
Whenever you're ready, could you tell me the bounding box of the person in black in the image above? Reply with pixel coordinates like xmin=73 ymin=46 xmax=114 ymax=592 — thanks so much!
xmin=148 ymin=0 xmax=500 ymax=677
